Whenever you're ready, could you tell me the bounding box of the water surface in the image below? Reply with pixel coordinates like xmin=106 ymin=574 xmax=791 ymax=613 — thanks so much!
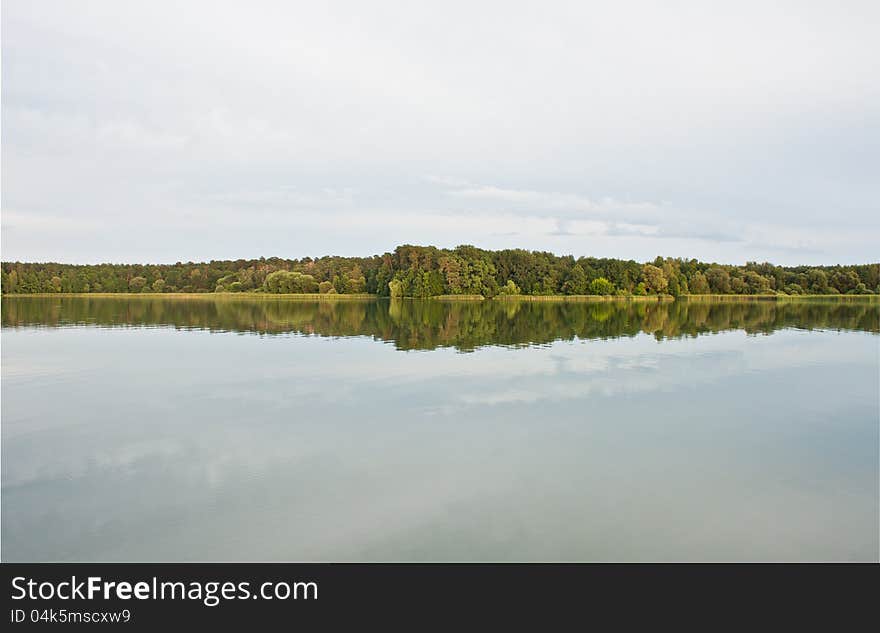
xmin=2 ymin=296 xmax=878 ymax=561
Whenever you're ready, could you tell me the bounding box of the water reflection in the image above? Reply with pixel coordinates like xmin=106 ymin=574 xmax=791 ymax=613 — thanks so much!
xmin=2 ymin=296 xmax=878 ymax=350
xmin=2 ymin=296 xmax=878 ymax=561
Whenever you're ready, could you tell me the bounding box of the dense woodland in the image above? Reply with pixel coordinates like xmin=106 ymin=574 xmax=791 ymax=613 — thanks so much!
xmin=2 ymin=244 xmax=878 ymax=297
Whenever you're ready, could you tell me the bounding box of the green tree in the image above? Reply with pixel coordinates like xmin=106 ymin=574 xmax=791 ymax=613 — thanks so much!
xmin=743 ymin=271 xmax=771 ymax=294
xmin=2 ymin=270 xmax=19 ymax=293
xmin=128 ymin=276 xmax=147 ymax=292
xmin=562 ymin=264 xmax=588 ymax=295
xmin=333 ymin=272 xmax=350 ymax=294
xmin=705 ymin=267 xmax=731 ymax=293
xmin=498 ymin=279 xmax=521 ymax=295
xmin=689 ymin=272 xmax=710 ymax=294
xmin=678 ymin=275 xmax=689 ymax=294
xmin=641 ymin=264 xmax=668 ymax=294
xmin=588 ymin=277 xmax=615 ymax=295
xmin=730 ymin=276 xmax=747 ymax=294
xmin=0 ymin=246 xmax=875 ymax=298
xmin=388 ymin=279 xmax=403 ymax=298
xmin=807 ymin=269 xmax=829 ymax=294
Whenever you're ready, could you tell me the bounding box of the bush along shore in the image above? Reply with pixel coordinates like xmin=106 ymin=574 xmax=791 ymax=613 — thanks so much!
xmin=3 ymin=244 xmax=878 ymax=298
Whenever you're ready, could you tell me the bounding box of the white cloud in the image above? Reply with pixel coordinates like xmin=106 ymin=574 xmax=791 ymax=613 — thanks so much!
xmin=2 ymin=0 xmax=878 ymax=264
xmin=445 ymin=185 xmax=661 ymax=218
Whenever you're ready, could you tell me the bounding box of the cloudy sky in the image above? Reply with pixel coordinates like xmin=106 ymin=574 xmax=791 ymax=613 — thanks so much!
xmin=2 ymin=0 xmax=877 ymax=264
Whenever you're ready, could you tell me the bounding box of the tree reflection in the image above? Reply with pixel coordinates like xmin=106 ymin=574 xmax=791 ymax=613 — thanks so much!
xmin=3 ymin=296 xmax=877 ymax=351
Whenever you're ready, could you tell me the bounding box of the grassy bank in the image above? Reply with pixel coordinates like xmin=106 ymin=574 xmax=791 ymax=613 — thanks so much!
xmin=3 ymin=292 xmax=877 ymax=303
xmin=681 ymin=294 xmax=879 ymax=302
xmin=493 ymin=294 xmax=674 ymax=302
xmin=2 ymin=292 xmax=377 ymax=300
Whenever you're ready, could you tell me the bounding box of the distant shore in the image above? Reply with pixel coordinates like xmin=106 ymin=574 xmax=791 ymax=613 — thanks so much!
xmin=3 ymin=293 xmax=877 ymax=302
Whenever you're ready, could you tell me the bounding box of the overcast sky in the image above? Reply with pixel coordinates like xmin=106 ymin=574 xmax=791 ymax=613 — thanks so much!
xmin=2 ymin=0 xmax=878 ymax=265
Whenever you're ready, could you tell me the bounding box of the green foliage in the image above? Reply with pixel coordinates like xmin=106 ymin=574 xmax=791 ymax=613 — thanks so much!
xmin=264 ymin=270 xmax=318 ymax=294
xmin=641 ymin=264 xmax=668 ymax=294
xmin=807 ymin=269 xmax=829 ymax=294
xmin=128 ymin=276 xmax=147 ymax=292
xmin=743 ymin=270 xmax=772 ymax=294
xmin=388 ymin=278 xmax=403 ymax=298
xmin=2 ymin=247 xmax=877 ymax=298
xmin=784 ymin=283 xmax=804 ymax=295
xmin=688 ymin=272 xmax=708 ymax=294
xmin=706 ymin=267 xmax=731 ymax=293
xmin=562 ymin=264 xmax=588 ymax=295
xmin=589 ymin=277 xmax=615 ymax=295
xmin=499 ymin=280 xmax=521 ymax=295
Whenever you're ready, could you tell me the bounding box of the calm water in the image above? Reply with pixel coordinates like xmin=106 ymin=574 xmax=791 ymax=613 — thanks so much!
xmin=2 ymin=296 xmax=878 ymax=561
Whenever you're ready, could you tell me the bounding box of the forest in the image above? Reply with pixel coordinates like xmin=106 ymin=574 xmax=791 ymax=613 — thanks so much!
xmin=2 ymin=244 xmax=878 ymax=297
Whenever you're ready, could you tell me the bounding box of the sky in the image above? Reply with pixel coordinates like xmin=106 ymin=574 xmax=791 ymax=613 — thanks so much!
xmin=2 ymin=0 xmax=878 ymax=265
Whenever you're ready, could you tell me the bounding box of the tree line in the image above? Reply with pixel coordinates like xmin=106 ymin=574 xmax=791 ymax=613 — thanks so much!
xmin=2 ymin=244 xmax=878 ymax=297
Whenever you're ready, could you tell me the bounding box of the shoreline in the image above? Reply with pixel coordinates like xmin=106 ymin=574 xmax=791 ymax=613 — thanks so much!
xmin=2 ymin=293 xmax=877 ymax=302
xmin=0 ymin=292 xmax=377 ymax=300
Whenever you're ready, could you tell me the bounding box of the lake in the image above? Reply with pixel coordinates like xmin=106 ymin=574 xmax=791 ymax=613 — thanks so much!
xmin=2 ymin=295 xmax=878 ymax=561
